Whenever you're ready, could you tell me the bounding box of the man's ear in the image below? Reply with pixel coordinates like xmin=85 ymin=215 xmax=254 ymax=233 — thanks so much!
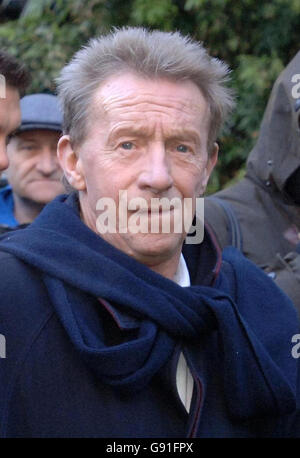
xmin=57 ymin=135 xmax=86 ymax=191
xmin=198 ymin=142 xmax=219 ymax=194
xmin=206 ymin=142 xmax=218 ymax=178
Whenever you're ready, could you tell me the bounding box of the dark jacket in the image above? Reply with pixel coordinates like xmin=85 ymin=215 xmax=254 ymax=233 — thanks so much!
xmin=0 ymin=194 xmax=299 ymax=438
xmin=205 ymin=51 xmax=300 ymax=311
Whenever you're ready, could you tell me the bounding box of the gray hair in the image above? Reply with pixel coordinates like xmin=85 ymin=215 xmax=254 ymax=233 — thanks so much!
xmin=57 ymin=27 xmax=235 ymax=153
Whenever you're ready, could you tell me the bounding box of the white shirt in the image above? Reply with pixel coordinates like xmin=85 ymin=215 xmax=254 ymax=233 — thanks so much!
xmin=173 ymin=254 xmax=194 ymax=413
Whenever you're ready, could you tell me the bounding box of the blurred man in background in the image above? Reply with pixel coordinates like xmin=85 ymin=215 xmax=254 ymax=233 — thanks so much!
xmin=205 ymin=51 xmax=300 ymax=312
xmin=0 ymin=93 xmax=64 ymax=228
xmin=0 ymin=49 xmax=29 ymax=172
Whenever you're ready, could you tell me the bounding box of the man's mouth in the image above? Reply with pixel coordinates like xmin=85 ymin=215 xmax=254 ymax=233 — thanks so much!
xmin=29 ymin=178 xmax=61 ymax=183
xmin=133 ymin=207 xmax=175 ymax=216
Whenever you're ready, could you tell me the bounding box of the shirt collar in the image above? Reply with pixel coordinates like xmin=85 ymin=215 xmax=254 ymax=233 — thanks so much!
xmin=173 ymin=253 xmax=191 ymax=287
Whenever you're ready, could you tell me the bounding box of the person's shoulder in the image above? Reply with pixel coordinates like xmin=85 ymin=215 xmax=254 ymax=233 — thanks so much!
xmin=0 ymin=249 xmax=50 ymax=316
xmin=206 ymin=177 xmax=259 ymax=218
xmin=0 ymin=249 xmax=54 ymax=358
xmin=219 ymin=246 xmax=298 ymax=317
xmin=220 ymin=245 xmax=285 ymax=289
xmin=204 ymin=177 xmax=256 ymax=247
xmin=204 ymin=197 xmax=230 ymax=249
xmin=0 ymin=249 xmax=36 ymax=282
xmin=213 ymin=176 xmax=256 ymax=204
xmin=0 ymin=249 xmax=25 ymax=270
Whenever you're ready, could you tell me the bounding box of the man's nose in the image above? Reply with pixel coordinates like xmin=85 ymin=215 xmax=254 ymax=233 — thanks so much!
xmin=137 ymin=144 xmax=173 ymax=193
xmin=36 ymin=147 xmax=59 ymax=175
xmin=0 ymin=140 xmax=9 ymax=172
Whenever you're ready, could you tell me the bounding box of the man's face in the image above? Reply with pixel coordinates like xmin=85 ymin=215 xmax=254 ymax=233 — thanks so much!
xmin=59 ymin=73 xmax=217 ymax=265
xmin=6 ymin=129 xmax=65 ymax=204
xmin=0 ymin=85 xmax=21 ymax=172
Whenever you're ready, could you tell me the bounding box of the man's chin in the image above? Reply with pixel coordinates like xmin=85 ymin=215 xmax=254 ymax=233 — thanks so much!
xmin=27 ymin=180 xmax=64 ymax=193
xmin=19 ymin=194 xmax=61 ymax=206
xmin=23 ymin=189 xmax=65 ymax=205
xmin=121 ymin=232 xmax=184 ymax=262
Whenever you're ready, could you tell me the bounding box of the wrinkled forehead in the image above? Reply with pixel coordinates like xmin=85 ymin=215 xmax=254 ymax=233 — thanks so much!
xmin=90 ymin=73 xmax=210 ymax=127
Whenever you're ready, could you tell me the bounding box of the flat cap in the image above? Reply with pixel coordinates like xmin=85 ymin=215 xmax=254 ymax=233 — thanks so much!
xmin=17 ymin=93 xmax=62 ymax=133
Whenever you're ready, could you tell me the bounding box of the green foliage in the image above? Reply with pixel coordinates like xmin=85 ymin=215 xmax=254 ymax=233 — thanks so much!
xmin=130 ymin=0 xmax=178 ymax=30
xmin=1 ymin=0 xmax=299 ymax=192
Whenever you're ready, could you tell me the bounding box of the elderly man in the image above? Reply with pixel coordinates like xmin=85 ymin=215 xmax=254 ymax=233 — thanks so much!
xmin=0 ymin=50 xmax=29 ymax=172
xmin=0 ymin=93 xmax=65 ymax=228
xmin=0 ymin=28 xmax=299 ymax=438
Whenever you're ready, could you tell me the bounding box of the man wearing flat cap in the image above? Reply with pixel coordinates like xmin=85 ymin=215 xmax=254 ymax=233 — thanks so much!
xmin=0 ymin=93 xmax=64 ymax=228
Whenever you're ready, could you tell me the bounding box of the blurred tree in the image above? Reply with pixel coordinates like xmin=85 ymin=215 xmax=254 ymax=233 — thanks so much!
xmin=0 ymin=0 xmax=299 ymax=192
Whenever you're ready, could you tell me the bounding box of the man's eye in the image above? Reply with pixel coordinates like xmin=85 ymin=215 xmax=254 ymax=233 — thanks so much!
xmin=121 ymin=142 xmax=133 ymax=150
xmin=176 ymin=144 xmax=189 ymax=153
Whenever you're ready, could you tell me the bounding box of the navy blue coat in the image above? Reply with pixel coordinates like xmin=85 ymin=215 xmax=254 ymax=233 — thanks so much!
xmin=0 ymin=194 xmax=299 ymax=437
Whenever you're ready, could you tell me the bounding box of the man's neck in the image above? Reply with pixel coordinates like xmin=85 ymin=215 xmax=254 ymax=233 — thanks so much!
xmin=142 ymin=250 xmax=182 ymax=281
xmin=13 ymin=193 xmax=44 ymax=224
